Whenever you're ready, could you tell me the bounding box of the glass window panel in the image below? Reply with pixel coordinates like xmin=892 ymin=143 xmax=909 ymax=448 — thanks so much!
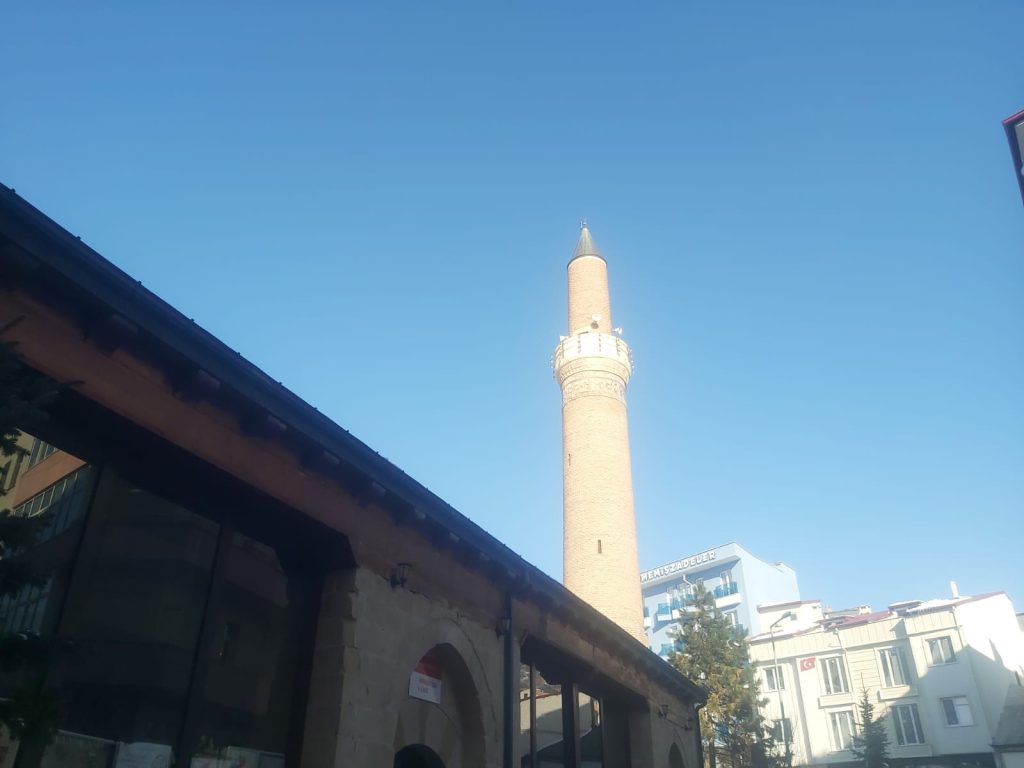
xmin=0 ymin=434 xmax=95 ymax=704
xmin=893 ymin=704 xmax=925 ymax=745
xmin=519 ymin=664 xmax=533 ymax=768
xmin=534 ymin=670 xmax=563 ymax=768
xmin=772 ymin=718 xmax=791 ymax=744
xmin=189 ymin=531 xmax=310 ymax=766
xmin=829 ymin=711 xmax=855 ymax=750
xmin=579 ymin=693 xmax=603 ymax=768
xmin=942 ymin=698 xmax=957 ymax=725
xmin=927 ymin=636 xmax=955 ymax=664
xmin=46 ymin=476 xmax=219 ymax=755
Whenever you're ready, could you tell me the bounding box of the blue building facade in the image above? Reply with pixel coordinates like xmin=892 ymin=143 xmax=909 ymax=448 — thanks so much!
xmin=640 ymin=542 xmax=800 ymax=658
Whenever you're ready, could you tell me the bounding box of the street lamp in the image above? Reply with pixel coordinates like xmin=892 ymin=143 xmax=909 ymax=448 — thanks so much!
xmin=770 ymin=611 xmax=796 ymax=768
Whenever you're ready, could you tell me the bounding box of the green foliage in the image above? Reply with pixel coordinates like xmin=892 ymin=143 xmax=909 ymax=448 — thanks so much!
xmin=668 ymin=585 xmax=774 ymax=768
xmin=850 ymin=690 xmax=890 ymax=768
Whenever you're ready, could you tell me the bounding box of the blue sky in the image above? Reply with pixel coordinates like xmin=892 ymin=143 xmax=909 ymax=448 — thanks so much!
xmin=4 ymin=1 xmax=1023 ymax=613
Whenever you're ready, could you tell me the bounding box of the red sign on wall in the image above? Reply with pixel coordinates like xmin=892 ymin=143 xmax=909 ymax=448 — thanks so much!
xmin=410 ymin=650 xmax=443 ymax=704
xmin=799 ymin=657 xmax=816 ymax=671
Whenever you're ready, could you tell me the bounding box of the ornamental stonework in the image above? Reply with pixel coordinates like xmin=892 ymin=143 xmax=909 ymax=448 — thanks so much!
xmin=560 ymin=374 xmax=626 ymax=404
xmin=554 ymin=355 xmax=631 ymax=388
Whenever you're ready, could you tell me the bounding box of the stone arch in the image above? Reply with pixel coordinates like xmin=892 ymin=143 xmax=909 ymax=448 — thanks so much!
xmin=669 ymin=742 xmax=685 ymax=768
xmin=392 ymin=641 xmax=487 ymax=768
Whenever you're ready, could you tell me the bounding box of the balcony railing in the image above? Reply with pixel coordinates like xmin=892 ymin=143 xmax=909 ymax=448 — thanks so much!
xmin=713 ymin=582 xmax=739 ymax=599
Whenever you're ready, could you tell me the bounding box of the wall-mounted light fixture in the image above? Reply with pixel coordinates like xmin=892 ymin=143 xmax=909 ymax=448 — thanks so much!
xmin=658 ymin=704 xmax=670 ymax=719
xmin=496 ymin=615 xmax=511 ymax=637
xmin=391 ymin=562 xmax=411 ymax=589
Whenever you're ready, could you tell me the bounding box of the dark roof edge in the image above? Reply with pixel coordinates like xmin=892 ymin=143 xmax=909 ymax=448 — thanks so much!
xmin=1002 ymin=110 xmax=1024 ymax=206
xmin=0 ymin=183 xmax=705 ymax=704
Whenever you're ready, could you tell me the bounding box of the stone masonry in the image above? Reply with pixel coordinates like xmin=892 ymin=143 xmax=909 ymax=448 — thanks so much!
xmin=555 ymin=224 xmax=647 ymax=644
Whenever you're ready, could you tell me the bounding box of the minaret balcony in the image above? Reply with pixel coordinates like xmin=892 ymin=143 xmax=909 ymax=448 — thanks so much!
xmin=553 ymin=331 xmax=633 ymax=384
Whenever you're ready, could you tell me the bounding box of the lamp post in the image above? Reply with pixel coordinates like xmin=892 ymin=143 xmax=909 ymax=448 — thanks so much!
xmin=770 ymin=611 xmax=796 ymax=768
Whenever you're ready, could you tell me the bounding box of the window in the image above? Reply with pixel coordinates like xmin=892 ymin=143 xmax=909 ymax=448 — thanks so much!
xmin=892 ymin=704 xmax=925 ymax=745
xmin=772 ymin=718 xmax=792 ymax=744
xmin=941 ymin=696 xmax=974 ymax=727
xmin=721 ymin=570 xmax=733 ymax=586
xmin=879 ymin=647 xmax=911 ymax=687
xmin=27 ymin=437 xmax=56 ymax=468
xmin=829 ymin=711 xmax=856 ymax=751
xmin=579 ymin=692 xmax=604 ymax=767
xmin=926 ymin=636 xmax=956 ymax=665
xmin=725 ymin=611 xmax=738 ymax=628
xmin=822 ymin=657 xmax=850 ymax=694
xmin=764 ymin=666 xmax=785 ymax=691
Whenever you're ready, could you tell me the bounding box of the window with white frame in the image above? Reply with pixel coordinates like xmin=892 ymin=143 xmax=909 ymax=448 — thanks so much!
xmin=822 ymin=656 xmax=850 ymax=694
xmin=879 ymin=647 xmax=911 ymax=687
xmin=926 ymin=636 xmax=956 ymax=665
xmin=892 ymin=703 xmax=925 ymax=745
xmin=772 ymin=718 xmax=792 ymax=744
xmin=764 ymin=666 xmax=785 ymax=691
xmin=940 ymin=696 xmax=974 ymax=727
xmin=721 ymin=570 xmax=733 ymax=586
xmin=829 ymin=710 xmax=856 ymax=751
xmin=725 ymin=611 xmax=738 ymax=628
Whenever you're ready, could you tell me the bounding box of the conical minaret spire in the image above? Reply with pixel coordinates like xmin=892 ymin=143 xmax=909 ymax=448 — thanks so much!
xmin=554 ymin=223 xmax=645 ymax=643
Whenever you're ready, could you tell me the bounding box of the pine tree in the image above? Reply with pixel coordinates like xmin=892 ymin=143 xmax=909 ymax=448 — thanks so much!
xmin=850 ymin=689 xmax=890 ymax=768
xmin=668 ymin=584 xmax=770 ymax=768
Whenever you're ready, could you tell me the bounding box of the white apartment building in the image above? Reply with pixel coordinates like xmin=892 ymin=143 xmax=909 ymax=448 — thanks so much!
xmin=747 ymin=592 xmax=1024 ymax=768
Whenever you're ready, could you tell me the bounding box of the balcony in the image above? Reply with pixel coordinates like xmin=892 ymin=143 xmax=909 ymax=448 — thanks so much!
xmin=655 ymin=602 xmax=671 ymax=622
xmin=713 ymin=582 xmax=739 ymax=599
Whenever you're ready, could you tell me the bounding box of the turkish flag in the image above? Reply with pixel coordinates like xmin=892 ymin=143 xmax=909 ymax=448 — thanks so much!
xmin=800 ymin=657 xmax=816 ymax=671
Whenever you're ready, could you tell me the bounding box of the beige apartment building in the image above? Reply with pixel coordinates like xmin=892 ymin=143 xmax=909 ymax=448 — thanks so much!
xmin=748 ymin=593 xmax=1024 ymax=768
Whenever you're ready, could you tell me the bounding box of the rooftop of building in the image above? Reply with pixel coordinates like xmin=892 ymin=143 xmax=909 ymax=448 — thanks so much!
xmin=757 ymin=599 xmax=822 ymax=612
xmin=641 ymin=541 xmax=794 ymax=589
xmin=748 ymin=591 xmax=1008 ymax=644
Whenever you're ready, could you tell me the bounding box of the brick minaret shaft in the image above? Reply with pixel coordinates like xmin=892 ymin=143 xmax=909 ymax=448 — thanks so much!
xmin=554 ymin=223 xmax=646 ymax=643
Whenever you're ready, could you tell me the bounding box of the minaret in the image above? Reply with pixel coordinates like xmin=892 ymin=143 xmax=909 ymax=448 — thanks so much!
xmin=553 ymin=223 xmax=646 ymax=643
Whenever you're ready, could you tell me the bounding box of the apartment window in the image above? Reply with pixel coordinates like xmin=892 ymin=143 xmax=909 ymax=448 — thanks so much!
xmin=892 ymin=704 xmax=925 ymax=745
xmin=879 ymin=647 xmax=911 ymax=687
xmin=940 ymin=696 xmax=974 ymax=727
xmin=772 ymin=718 xmax=792 ymax=744
xmin=725 ymin=612 xmax=738 ymax=628
xmin=721 ymin=570 xmax=733 ymax=586
xmin=829 ymin=711 xmax=856 ymax=751
xmin=27 ymin=437 xmax=56 ymax=468
xmin=822 ymin=657 xmax=850 ymax=694
xmin=764 ymin=666 xmax=785 ymax=691
xmin=926 ymin=636 xmax=956 ymax=665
